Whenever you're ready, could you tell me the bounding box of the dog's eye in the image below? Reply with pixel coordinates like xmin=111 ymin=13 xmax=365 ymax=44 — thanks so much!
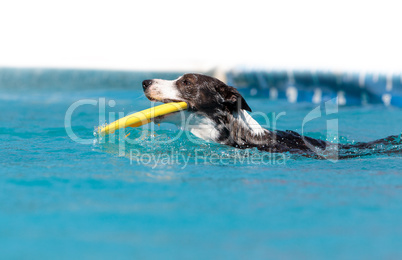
xmin=182 ymin=79 xmax=191 ymax=86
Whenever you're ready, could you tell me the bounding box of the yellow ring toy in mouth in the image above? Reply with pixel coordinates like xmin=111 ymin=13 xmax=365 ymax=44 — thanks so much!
xmin=98 ymin=102 xmax=188 ymax=136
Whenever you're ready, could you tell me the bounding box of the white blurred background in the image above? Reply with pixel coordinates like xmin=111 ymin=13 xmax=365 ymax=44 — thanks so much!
xmin=0 ymin=0 xmax=401 ymax=72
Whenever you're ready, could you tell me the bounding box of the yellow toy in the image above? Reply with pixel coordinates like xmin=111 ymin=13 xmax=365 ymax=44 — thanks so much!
xmin=99 ymin=102 xmax=187 ymax=135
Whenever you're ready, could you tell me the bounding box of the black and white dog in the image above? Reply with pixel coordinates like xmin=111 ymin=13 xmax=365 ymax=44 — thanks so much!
xmin=143 ymin=73 xmax=400 ymax=159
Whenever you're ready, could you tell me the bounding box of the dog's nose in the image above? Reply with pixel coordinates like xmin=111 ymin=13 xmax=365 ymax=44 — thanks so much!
xmin=142 ymin=80 xmax=153 ymax=90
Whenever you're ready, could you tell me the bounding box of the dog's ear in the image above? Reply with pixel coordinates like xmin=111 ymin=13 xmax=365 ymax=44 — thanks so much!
xmin=220 ymin=86 xmax=252 ymax=112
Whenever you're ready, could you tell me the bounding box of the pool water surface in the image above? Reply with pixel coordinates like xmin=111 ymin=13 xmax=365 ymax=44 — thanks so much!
xmin=1 ymin=70 xmax=402 ymax=259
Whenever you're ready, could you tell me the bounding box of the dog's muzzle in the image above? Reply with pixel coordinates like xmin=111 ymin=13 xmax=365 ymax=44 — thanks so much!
xmin=142 ymin=80 xmax=152 ymax=91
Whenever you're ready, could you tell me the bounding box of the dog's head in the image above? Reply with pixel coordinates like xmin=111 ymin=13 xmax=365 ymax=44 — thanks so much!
xmin=142 ymin=73 xmax=251 ymax=114
xmin=142 ymin=73 xmax=266 ymax=145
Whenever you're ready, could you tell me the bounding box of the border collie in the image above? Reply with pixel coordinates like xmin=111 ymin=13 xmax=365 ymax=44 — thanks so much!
xmin=142 ymin=73 xmax=400 ymax=159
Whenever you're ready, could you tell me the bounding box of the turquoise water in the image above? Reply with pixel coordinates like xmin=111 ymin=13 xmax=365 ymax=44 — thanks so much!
xmin=1 ymin=70 xmax=402 ymax=259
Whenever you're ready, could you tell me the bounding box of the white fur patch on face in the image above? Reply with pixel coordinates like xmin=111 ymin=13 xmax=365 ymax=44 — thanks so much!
xmin=233 ymin=109 xmax=266 ymax=135
xmin=148 ymin=79 xmax=181 ymax=101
